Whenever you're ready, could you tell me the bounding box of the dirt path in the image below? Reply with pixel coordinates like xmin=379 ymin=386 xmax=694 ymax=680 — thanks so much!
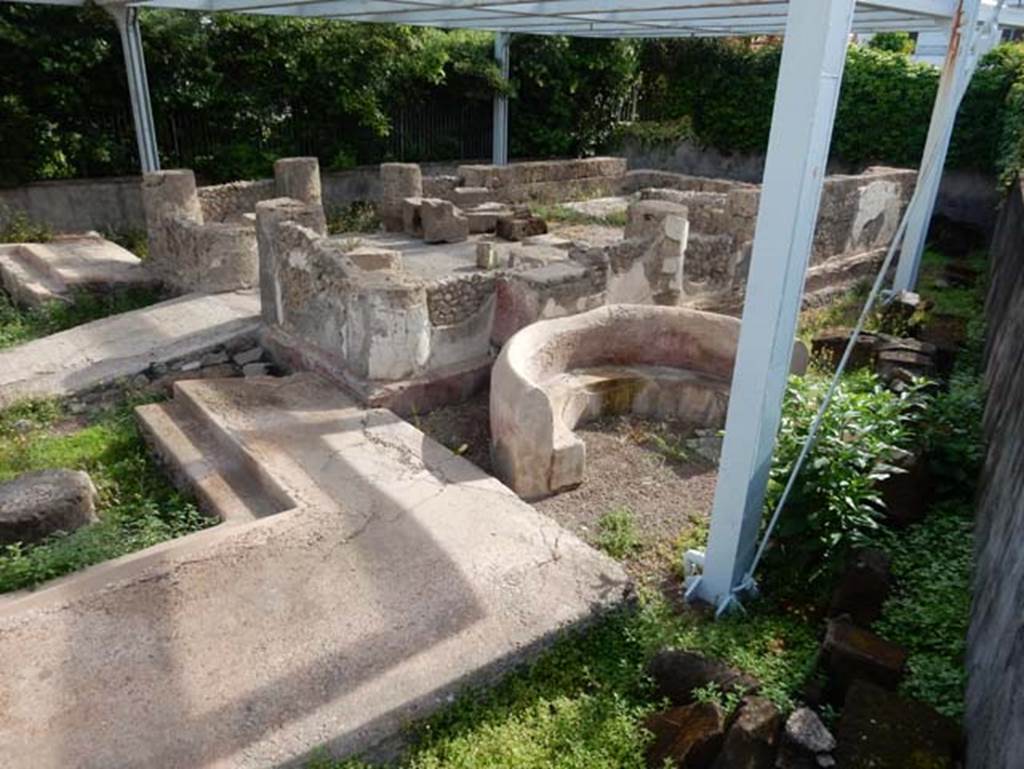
xmin=417 ymin=394 xmax=718 ymax=588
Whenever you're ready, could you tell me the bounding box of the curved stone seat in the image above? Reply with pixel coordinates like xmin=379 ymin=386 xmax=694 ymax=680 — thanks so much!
xmin=491 ymin=304 xmax=807 ymax=499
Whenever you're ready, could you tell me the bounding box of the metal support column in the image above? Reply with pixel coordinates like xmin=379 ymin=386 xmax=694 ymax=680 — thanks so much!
xmin=688 ymin=0 xmax=857 ymax=612
xmin=893 ymin=0 xmax=995 ymax=293
xmin=492 ymin=31 xmax=510 ymax=166
xmin=107 ymin=3 xmax=160 ymax=174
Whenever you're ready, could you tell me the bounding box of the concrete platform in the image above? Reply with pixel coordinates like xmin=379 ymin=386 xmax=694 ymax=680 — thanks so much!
xmin=0 ymin=290 xmax=260 ymax=407
xmin=0 ymin=234 xmax=159 ymax=307
xmin=0 ymin=373 xmax=628 ymax=768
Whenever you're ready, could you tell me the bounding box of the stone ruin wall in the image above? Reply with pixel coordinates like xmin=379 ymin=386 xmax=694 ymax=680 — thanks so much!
xmin=142 ymin=158 xmax=323 ymax=295
xmin=198 ymin=179 xmax=275 ymax=223
xmin=258 ymin=196 xmax=686 ymax=393
xmin=149 ymin=154 xmax=913 ymax=320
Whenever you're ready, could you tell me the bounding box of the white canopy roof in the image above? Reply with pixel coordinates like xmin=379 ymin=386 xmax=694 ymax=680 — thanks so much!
xmin=14 ymin=0 xmax=1024 ymax=38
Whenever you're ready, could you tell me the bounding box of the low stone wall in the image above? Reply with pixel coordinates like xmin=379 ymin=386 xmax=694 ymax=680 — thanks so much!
xmin=0 ymin=176 xmax=145 ymax=233
xmin=618 ymin=136 xmax=997 ymax=233
xmin=965 ymin=179 xmax=1024 ymax=769
xmin=143 ymin=169 xmax=261 ymax=294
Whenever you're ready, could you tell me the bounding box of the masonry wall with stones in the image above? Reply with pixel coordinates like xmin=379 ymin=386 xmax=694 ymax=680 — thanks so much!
xmin=198 ymin=179 xmax=275 ymax=223
xmin=965 ymin=179 xmax=1024 ymax=769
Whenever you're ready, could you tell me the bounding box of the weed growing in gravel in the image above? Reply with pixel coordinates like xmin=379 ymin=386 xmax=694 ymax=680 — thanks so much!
xmin=0 ymin=399 xmax=211 ymax=592
xmin=0 ymin=206 xmax=50 ymax=243
xmin=596 ymin=507 xmax=642 ymax=559
xmin=327 ymin=202 xmax=381 ymax=235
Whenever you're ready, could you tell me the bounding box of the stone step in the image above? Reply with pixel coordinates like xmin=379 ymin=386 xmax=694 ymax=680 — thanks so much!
xmin=162 ymin=374 xmax=509 ymax=536
xmin=0 ymin=370 xmax=628 ymax=768
xmin=0 ymin=237 xmax=158 ymax=308
xmin=0 ymin=246 xmax=68 ymax=306
xmin=0 ymin=290 xmax=260 ymax=407
xmin=136 ymin=399 xmax=291 ymax=523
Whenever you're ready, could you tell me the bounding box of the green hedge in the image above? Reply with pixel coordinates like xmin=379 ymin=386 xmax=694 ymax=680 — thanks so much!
xmin=633 ymin=38 xmax=1024 ymax=180
xmin=0 ymin=7 xmax=639 ymax=185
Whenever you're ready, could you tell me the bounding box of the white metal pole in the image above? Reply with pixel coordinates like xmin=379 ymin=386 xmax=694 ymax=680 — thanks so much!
xmin=893 ymin=1 xmax=993 ymax=293
xmin=689 ymin=0 xmax=857 ymax=612
xmin=492 ymin=31 xmax=510 ymax=166
xmin=107 ymin=4 xmax=160 ymax=174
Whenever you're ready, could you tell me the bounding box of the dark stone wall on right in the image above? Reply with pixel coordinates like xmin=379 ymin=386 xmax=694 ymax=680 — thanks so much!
xmin=965 ymin=180 xmax=1024 ymax=769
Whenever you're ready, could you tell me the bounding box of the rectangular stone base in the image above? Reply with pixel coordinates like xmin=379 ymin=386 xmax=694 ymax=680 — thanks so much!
xmin=261 ymin=325 xmax=492 ymax=415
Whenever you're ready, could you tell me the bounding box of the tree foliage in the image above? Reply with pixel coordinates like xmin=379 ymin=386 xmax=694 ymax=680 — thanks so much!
xmin=635 ymin=38 xmax=1024 ymax=179
xmin=0 ymin=7 xmax=638 ymax=184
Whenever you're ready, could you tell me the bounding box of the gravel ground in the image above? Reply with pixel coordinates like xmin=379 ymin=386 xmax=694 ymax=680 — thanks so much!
xmin=417 ymin=393 xmax=718 ymax=589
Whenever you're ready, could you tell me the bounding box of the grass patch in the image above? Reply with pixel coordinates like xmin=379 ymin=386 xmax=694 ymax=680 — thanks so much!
xmin=0 ymin=398 xmax=212 ymax=592
xmin=529 ymin=202 xmax=627 ymax=229
xmin=596 ymin=507 xmax=642 ymax=559
xmin=101 ymin=226 xmax=149 ymax=259
xmin=307 ymin=592 xmax=819 ymax=769
xmin=0 ymin=286 xmax=162 ymax=350
xmin=871 ymin=503 xmax=973 ymax=720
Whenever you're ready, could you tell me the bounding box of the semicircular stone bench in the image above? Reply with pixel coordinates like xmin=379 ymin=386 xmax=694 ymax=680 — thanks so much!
xmin=490 ymin=304 xmax=808 ymax=499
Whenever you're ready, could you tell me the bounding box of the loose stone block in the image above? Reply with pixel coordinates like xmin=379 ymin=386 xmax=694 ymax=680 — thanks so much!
xmin=476 ymin=241 xmax=499 ymax=270
xmin=420 ymin=198 xmax=469 ymax=244
xmin=0 ymin=469 xmax=97 ymax=546
xmin=645 ymin=702 xmax=726 ymax=769
xmin=274 ymin=157 xmax=322 ymax=206
xmin=495 ymin=213 xmax=547 ymax=242
xmin=829 ymin=547 xmax=893 ymax=627
xmin=346 ymin=246 xmax=402 ymax=272
xmin=712 ymin=696 xmax=781 ymax=769
xmin=380 ymin=163 xmax=423 ymax=232
xmin=402 ymin=197 xmax=424 ymax=238
xmin=877 ymin=451 xmax=933 ymax=527
xmin=776 ymin=707 xmax=836 ymax=769
xmin=625 ymin=199 xmax=689 ymax=240
xmin=649 ymin=649 xmax=760 ymax=706
xmin=822 ymin=618 xmax=907 ymax=695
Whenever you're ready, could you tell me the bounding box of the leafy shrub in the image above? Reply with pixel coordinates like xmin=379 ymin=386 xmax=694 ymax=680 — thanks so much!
xmin=326 ymin=201 xmax=381 ymax=235
xmin=764 ymin=371 xmax=930 ymax=585
xmin=633 ymin=40 xmax=1024 ymax=180
xmin=920 ymin=372 xmax=986 ymax=497
xmin=868 ymin=32 xmax=916 ymax=55
xmin=596 ymin=508 xmax=642 ymax=559
xmin=610 ymin=116 xmax=698 ymax=150
xmin=0 ymin=205 xmax=50 ymax=243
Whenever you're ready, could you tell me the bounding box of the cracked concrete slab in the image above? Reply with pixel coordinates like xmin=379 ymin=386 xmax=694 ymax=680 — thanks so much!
xmin=0 ymin=373 xmax=629 ymax=768
xmin=0 ymin=290 xmax=260 ymax=407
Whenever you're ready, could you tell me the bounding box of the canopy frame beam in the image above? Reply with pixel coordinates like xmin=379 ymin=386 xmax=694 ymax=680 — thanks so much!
xmin=492 ymin=31 xmax=510 ymax=165
xmin=893 ymin=0 xmax=998 ymax=292
xmin=688 ymin=0 xmax=857 ymax=611
xmin=105 ymin=3 xmax=160 ymax=173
